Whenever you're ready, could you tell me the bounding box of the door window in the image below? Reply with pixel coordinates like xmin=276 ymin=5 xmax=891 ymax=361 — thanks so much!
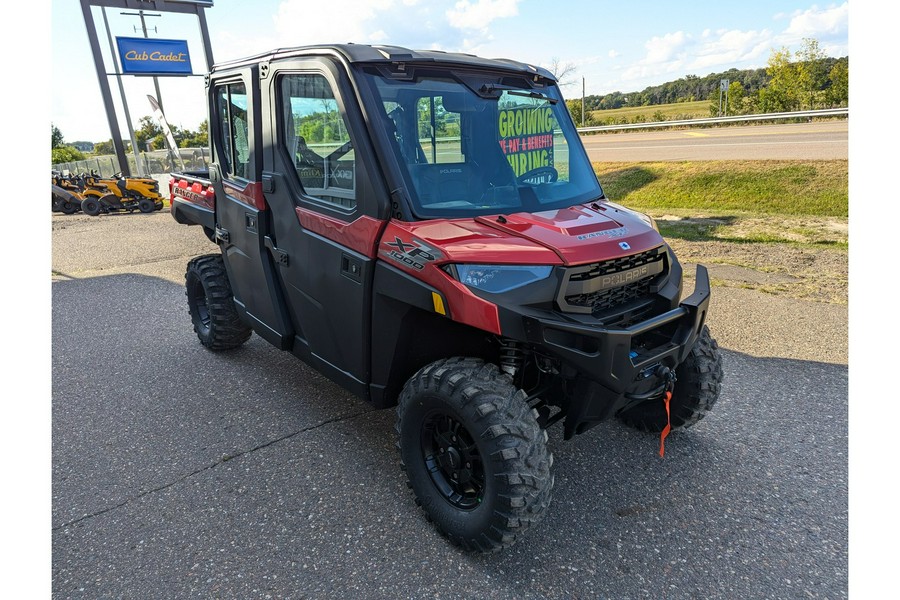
xmin=280 ymin=74 xmax=356 ymax=209
xmin=215 ymin=82 xmax=250 ymax=179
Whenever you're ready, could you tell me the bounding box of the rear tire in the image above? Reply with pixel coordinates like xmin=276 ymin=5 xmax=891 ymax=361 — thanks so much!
xmin=617 ymin=325 xmax=723 ymax=432
xmin=396 ymin=357 xmax=554 ymax=552
xmin=185 ymin=254 xmax=251 ymax=350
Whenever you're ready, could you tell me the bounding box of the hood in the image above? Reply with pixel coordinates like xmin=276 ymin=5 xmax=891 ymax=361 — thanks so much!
xmin=475 ymin=203 xmax=664 ymax=265
xmin=390 ymin=202 xmax=664 ymax=267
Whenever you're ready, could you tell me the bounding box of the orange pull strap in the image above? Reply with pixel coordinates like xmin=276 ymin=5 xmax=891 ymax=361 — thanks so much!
xmin=659 ymin=390 xmax=672 ymax=458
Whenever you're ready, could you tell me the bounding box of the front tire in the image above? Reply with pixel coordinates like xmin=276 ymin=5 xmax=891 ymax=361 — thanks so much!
xmin=81 ymin=196 xmax=102 ymax=216
xmin=396 ymin=357 xmax=553 ymax=552
xmin=138 ymin=198 xmax=155 ymax=213
xmin=185 ymin=254 xmax=251 ymax=350
xmin=617 ymin=325 xmax=723 ymax=432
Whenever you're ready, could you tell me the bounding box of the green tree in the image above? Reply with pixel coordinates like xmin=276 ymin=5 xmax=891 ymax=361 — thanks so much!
xmin=51 ymin=124 xmax=64 ymax=149
xmin=93 ymin=139 xmax=114 ymax=155
xmin=763 ymin=46 xmax=802 ymax=112
xmin=52 ymin=146 xmax=86 ymax=163
xmin=135 ymin=116 xmax=163 ymax=150
xmin=796 ymin=38 xmax=827 ymax=109
xmin=180 ymin=120 xmax=209 ymax=148
xmin=565 ymin=99 xmax=594 ymax=126
xmin=727 ymin=81 xmax=745 ymax=115
xmin=827 ymin=59 xmax=849 ymax=107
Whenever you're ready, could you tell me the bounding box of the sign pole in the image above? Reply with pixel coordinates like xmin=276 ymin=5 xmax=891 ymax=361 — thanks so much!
xmin=78 ymin=1 xmax=215 ymax=178
xmin=79 ymin=0 xmax=131 ymax=176
xmin=101 ymin=6 xmax=145 ymax=176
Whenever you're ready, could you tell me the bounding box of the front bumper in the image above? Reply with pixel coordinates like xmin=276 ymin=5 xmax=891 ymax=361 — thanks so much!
xmin=508 ymin=265 xmax=711 ymax=437
xmin=523 ymin=265 xmax=710 ymax=390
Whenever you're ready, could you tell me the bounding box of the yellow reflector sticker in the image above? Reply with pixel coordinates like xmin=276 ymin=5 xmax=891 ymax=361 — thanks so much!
xmin=432 ymin=292 xmax=446 ymax=315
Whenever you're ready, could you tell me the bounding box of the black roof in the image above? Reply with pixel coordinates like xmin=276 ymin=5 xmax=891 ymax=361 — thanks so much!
xmin=211 ymin=43 xmax=556 ymax=81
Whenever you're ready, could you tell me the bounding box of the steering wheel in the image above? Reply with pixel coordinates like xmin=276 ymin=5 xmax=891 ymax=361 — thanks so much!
xmin=516 ymin=166 xmax=558 ymax=185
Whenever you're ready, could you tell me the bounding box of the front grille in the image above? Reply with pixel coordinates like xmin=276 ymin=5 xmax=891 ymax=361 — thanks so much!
xmin=559 ymin=246 xmax=666 ymax=315
xmin=569 ymin=247 xmax=665 ymax=282
xmin=566 ymin=278 xmax=653 ymax=311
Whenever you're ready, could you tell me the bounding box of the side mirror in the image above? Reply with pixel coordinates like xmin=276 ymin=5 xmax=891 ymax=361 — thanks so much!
xmin=209 ymin=164 xmax=221 ymax=184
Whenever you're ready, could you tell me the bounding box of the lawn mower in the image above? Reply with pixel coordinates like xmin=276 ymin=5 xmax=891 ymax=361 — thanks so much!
xmin=80 ymin=170 xmax=165 ymax=216
xmin=51 ymin=171 xmax=85 ymax=214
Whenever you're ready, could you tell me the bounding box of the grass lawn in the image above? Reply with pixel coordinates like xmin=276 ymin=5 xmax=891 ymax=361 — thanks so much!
xmin=593 ymin=160 xmax=849 ymax=248
xmin=588 ymin=100 xmax=710 ymax=123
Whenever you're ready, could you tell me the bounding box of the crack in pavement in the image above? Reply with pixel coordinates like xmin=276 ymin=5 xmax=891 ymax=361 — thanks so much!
xmin=52 ymin=408 xmax=374 ymax=531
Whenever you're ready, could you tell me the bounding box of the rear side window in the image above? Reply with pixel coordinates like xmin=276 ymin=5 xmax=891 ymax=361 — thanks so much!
xmin=280 ymin=74 xmax=356 ymax=209
xmin=215 ymin=82 xmax=250 ymax=179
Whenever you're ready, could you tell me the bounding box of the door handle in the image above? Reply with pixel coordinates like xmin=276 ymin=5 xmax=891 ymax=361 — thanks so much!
xmin=341 ymin=253 xmax=362 ymax=282
xmin=264 ymin=236 xmax=289 ymax=266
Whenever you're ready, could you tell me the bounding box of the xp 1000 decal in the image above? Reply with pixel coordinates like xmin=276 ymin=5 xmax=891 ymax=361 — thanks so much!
xmin=382 ymin=236 xmax=442 ymax=271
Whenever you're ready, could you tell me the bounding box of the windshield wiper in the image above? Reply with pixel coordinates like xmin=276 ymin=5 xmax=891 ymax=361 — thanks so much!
xmin=505 ymin=89 xmax=558 ymax=104
xmin=478 ymin=84 xmax=558 ymax=104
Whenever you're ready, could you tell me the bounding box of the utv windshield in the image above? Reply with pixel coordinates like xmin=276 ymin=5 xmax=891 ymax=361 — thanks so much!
xmin=360 ymin=67 xmax=603 ymax=218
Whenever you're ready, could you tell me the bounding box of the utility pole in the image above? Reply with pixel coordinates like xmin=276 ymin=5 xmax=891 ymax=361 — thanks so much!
xmin=581 ymin=77 xmax=585 ymax=127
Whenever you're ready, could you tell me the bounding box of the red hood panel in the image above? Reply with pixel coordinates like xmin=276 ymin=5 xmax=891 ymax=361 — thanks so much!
xmin=395 ymin=219 xmax=563 ymax=265
xmin=475 ymin=204 xmax=665 ymax=264
xmin=383 ymin=204 xmax=664 ymax=268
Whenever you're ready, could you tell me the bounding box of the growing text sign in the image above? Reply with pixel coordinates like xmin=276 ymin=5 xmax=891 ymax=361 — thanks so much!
xmin=116 ymin=37 xmax=192 ymax=76
xmin=498 ymin=107 xmax=555 ymax=177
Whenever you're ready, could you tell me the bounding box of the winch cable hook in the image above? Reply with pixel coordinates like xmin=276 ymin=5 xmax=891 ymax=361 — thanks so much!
xmin=657 ymin=366 xmax=677 ymax=458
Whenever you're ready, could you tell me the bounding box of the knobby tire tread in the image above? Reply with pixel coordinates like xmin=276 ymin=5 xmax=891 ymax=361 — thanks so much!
xmin=396 ymin=357 xmax=554 ymax=552
xmin=185 ymin=254 xmax=251 ymax=351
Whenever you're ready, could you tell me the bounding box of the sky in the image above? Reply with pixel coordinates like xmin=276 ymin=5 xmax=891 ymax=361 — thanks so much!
xmin=50 ymin=0 xmax=849 ymax=143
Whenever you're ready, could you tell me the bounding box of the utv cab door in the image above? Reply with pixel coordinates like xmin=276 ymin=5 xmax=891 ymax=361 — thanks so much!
xmin=209 ymin=70 xmax=293 ymax=348
xmin=258 ymin=58 xmax=389 ymax=398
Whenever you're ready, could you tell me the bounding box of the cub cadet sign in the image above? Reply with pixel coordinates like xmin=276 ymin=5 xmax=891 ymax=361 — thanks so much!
xmin=116 ymin=37 xmax=192 ymax=76
xmin=498 ymin=106 xmax=555 ymax=177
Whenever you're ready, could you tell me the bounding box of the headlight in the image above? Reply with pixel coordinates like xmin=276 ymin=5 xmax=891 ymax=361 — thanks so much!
xmin=454 ymin=264 xmax=553 ymax=293
xmin=603 ymin=201 xmax=658 ymax=232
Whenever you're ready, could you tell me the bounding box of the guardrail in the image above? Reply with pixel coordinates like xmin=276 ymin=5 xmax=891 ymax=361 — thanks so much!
xmin=576 ymin=108 xmax=848 ymax=133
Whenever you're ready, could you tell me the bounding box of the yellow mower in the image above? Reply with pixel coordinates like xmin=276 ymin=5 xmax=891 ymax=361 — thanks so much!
xmin=80 ymin=170 xmax=165 ymax=216
xmin=51 ymin=171 xmax=85 ymax=214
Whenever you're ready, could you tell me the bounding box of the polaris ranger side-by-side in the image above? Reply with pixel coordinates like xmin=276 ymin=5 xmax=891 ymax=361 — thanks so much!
xmin=170 ymin=44 xmax=723 ymax=552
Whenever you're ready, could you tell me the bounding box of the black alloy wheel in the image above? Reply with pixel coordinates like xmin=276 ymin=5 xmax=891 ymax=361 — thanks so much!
xmin=420 ymin=411 xmax=485 ymax=510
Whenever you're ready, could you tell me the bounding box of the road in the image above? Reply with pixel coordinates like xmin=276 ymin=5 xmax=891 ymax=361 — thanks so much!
xmin=580 ymin=120 xmax=848 ymax=161
xmin=52 ymin=212 xmax=847 ymax=599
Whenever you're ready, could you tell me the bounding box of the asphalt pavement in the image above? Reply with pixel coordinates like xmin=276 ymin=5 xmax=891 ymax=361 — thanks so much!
xmin=52 ymin=212 xmax=848 ymax=599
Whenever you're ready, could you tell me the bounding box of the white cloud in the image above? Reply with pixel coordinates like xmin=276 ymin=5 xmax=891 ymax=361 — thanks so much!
xmin=273 ymin=0 xmax=396 ymax=45
xmin=644 ymin=31 xmax=688 ymax=63
xmin=446 ymin=0 xmax=520 ymax=31
xmin=608 ymin=49 xmax=620 ymax=59
xmin=621 ymin=31 xmax=691 ymax=82
xmin=212 ymin=0 xmax=521 ymax=61
xmin=688 ymin=28 xmax=772 ymax=70
xmin=784 ymin=2 xmax=848 ymax=37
